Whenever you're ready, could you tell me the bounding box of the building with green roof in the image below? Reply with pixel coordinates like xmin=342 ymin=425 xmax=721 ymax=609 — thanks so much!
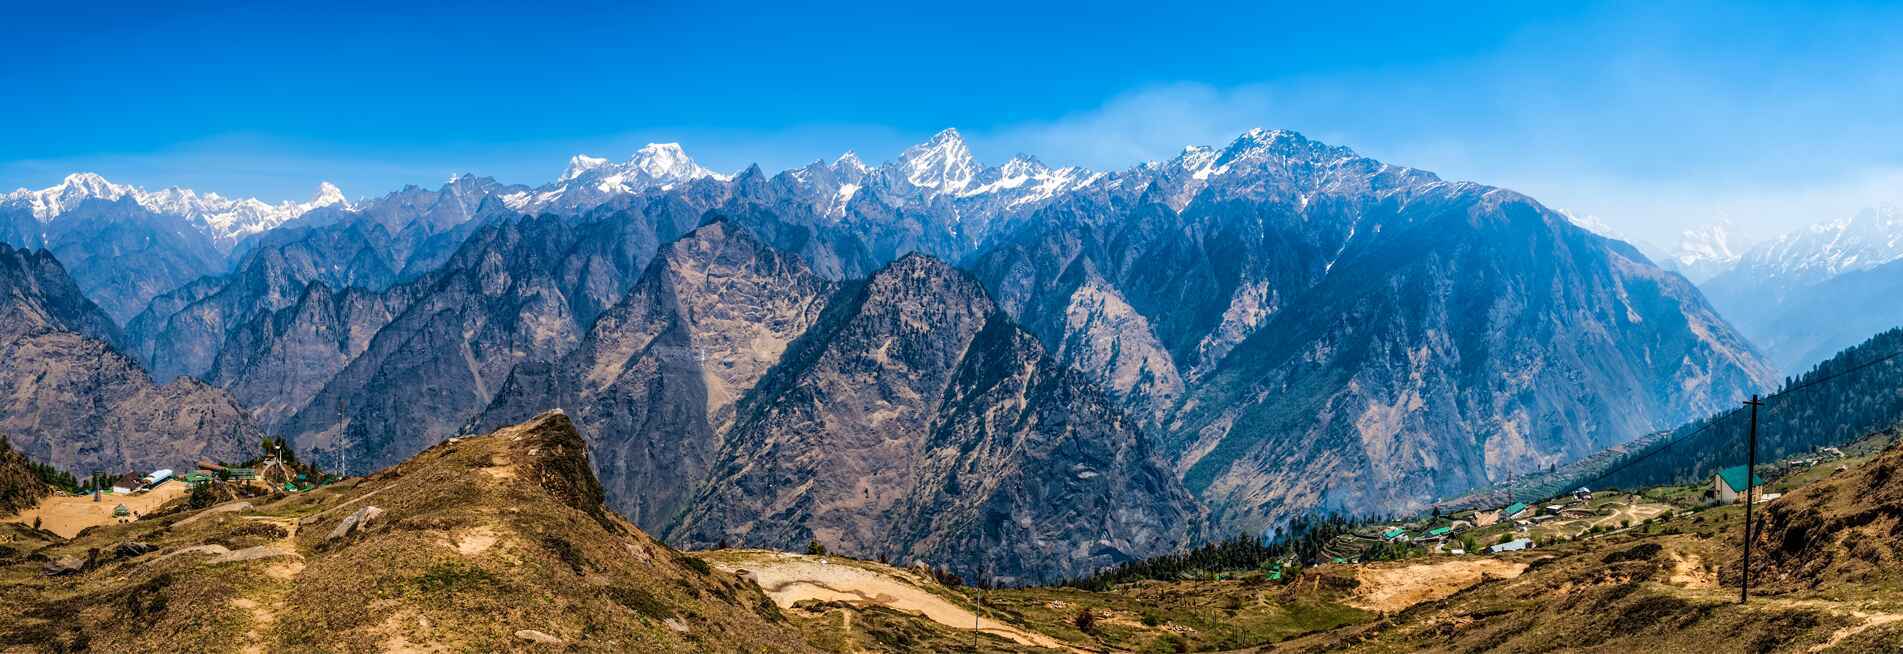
xmin=1713 ymin=465 xmax=1766 ymax=504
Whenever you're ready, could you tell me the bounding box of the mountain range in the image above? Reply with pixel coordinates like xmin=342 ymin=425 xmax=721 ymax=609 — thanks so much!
xmin=0 ymin=127 xmax=1788 ymax=577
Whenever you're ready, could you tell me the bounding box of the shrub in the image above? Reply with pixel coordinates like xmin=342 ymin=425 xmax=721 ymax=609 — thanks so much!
xmin=805 ymin=539 xmax=827 ymax=556
xmin=1073 ymin=607 xmax=1097 ymax=634
xmin=188 ymin=483 xmax=217 ymax=509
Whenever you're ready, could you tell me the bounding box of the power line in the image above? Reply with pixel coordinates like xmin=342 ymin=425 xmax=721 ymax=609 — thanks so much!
xmin=1530 ymin=413 xmax=1739 ymax=501
xmin=1532 ymin=345 xmax=1903 ymax=499
xmin=1764 ymin=347 xmax=1903 ymax=403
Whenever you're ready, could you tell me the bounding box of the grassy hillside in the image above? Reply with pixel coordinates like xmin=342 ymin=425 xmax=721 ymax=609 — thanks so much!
xmin=1267 ymin=429 xmax=1903 ymax=653
xmin=0 ymin=412 xmax=808 ymax=653
xmin=10 ymin=412 xmax=1903 ymax=653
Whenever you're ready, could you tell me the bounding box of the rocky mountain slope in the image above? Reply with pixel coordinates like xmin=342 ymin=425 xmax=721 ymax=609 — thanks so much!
xmin=275 ymin=204 xmax=705 ymax=472
xmin=1174 ymin=185 xmax=1771 ymax=532
xmin=0 ymin=243 xmax=257 ymax=474
xmin=670 ymin=254 xmax=1199 ymax=582
xmin=477 ymin=219 xmax=836 ymax=530
xmin=1741 ymin=426 xmax=1903 ymax=597
xmin=964 ymin=130 xmax=1774 ymax=534
xmin=0 ymin=193 xmax=226 ymax=323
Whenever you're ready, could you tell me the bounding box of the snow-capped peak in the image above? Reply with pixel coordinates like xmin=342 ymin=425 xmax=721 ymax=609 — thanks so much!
xmin=1674 ymin=222 xmax=1743 ymax=267
xmin=833 ymin=151 xmax=868 ymax=175
xmin=895 ymin=128 xmax=979 ymax=193
xmin=630 ymin=143 xmax=726 ymax=182
xmin=559 ymin=154 xmax=610 ymax=182
xmin=1738 ymin=205 xmax=1903 ymax=282
xmin=4 ymin=172 xmax=140 ymax=220
xmin=1 ymin=172 xmax=346 ymax=240
xmin=998 ymin=154 xmax=1050 ymax=177
xmin=313 ymin=182 xmax=346 ymax=206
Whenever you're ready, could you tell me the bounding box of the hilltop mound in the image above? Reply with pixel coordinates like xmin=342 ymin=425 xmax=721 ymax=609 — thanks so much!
xmin=1741 ymin=429 xmax=1903 ymax=592
xmin=0 ymin=411 xmax=813 ymax=653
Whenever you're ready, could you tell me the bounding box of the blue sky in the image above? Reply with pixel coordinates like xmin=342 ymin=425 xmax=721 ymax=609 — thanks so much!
xmin=4 ymin=1 xmax=1901 ymax=245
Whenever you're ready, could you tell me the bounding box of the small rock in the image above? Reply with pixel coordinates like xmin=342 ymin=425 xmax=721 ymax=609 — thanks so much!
xmin=514 ymin=629 xmax=563 ymax=645
xmin=326 ymin=505 xmax=384 ymax=541
xmin=41 ymin=556 xmax=85 ymax=576
xmin=662 ymin=617 xmax=691 ymax=634
xmin=114 ymin=541 xmax=157 ymax=559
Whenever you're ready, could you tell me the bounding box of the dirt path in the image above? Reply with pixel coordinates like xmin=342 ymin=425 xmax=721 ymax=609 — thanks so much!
xmin=1350 ymin=558 xmax=1528 ymax=613
xmin=708 ymin=551 xmax=1077 ymax=651
xmin=234 ymin=514 xmax=305 ymax=653
xmin=4 ymin=481 xmax=189 ymax=537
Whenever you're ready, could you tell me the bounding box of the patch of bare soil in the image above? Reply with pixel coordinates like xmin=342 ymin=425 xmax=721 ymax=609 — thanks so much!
xmin=1350 ymin=557 xmax=1528 ymax=613
xmin=709 ymin=550 xmax=1078 ymax=651
xmin=5 ymin=481 xmax=188 ymax=537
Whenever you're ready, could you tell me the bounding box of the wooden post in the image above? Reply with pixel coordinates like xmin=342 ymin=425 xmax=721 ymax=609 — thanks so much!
xmin=1741 ymin=394 xmax=1762 ymax=604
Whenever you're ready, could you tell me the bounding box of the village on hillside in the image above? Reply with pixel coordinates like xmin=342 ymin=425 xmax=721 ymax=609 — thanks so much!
xmin=1300 ymin=442 xmax=1864 ymax=568
xmin=5 ymin=437 xmax=339 ymax=539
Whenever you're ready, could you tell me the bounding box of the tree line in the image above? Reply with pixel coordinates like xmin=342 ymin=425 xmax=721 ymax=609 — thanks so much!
xmin=1058 ymin=514 xmax=1369 ymax=590
xmin=1592 ymin=327 xmax=1903 ymax=490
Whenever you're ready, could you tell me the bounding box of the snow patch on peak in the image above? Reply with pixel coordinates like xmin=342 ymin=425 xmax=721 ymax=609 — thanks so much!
xmin=310 ymin=181 xmax=347 ymax=207
xmin=1560 ymin=210 xmax=1624 ymax=239
xmin=833 ymin=151 xmax=868 ymax=175
xmin=631 ymin=143 xmax=728 ymax=182
xmin=1674 ymin=222 xmax=1744 ymax=267
xmin=896 ymin=128 xmax=979 ymax=193
xmin=560 ymin=154 xmax=610 ymax=182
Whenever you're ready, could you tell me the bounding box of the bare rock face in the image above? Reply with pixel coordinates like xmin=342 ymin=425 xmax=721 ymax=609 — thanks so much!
xmin=278 ymin=207 xmax=697 ymax=474
xmin=670 ymin=253 xmax=1199 ymax=582
xmin=0 ymin=243 xmax=121 ymax=345
xmin=479 ymin=218 xmax=834 ymax=530
xmin=207 ymin=282 xmax=419 ymax=430
xmin=0 ymin=244 xmax=257 ymax=474
xmin=125 ymin=220 xmax=404 ymax=383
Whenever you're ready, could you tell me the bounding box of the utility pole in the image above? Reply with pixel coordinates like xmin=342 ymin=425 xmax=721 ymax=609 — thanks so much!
xmin=1741 ymin=394 xmax=1762 ymax=604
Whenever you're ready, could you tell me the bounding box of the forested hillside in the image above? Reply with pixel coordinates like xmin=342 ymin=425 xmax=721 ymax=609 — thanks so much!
xmin=1571 ymin=327 xmax=1903 ymax=492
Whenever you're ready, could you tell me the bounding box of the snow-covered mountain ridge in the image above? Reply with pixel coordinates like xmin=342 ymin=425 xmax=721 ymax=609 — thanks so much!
xmin=3 ymin=173 xmax=348 ymax=241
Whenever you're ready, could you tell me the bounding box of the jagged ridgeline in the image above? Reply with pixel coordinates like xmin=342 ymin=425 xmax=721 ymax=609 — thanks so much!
xmin=1564 ymin=327 xmax=1903 ymax=492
